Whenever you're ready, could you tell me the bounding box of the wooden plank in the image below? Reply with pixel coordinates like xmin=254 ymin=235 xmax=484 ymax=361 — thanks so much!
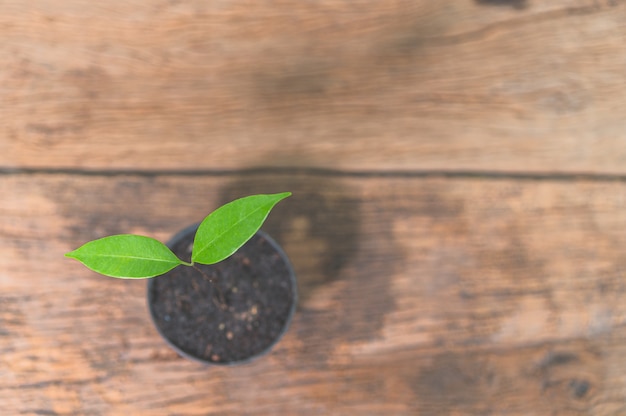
xmin=2 ymin=1 xmax=625 ymax=173
xmin=1 ymin=172 xmax=626 ymax=414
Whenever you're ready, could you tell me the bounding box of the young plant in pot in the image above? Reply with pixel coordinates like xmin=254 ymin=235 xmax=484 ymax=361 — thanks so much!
xmin=66 ymin=192 xmax=296 ymax=365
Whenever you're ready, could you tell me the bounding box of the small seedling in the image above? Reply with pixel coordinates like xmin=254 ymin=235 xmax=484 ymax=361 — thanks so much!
xmin=65 ymin=192 xmax=291 ymax=279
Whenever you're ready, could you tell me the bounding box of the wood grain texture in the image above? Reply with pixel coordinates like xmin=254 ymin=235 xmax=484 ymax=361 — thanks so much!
xmin=1 ymin=172 xmax=626 ymax=415
xmin=2 ymin=0 xmax=625 ymax=173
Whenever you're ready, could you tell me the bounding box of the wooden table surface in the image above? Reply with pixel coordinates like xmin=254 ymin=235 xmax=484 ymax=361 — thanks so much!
xmin=2 ymin=1 xmax=626 ymax=414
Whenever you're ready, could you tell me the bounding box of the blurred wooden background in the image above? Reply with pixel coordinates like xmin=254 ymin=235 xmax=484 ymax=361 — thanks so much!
xmin=2 ymin=1 xmax=626 ymax=414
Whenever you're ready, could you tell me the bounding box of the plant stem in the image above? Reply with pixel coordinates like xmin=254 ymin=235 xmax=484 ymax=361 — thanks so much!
xmin=190 ymin=263 xmax=227 ymax=308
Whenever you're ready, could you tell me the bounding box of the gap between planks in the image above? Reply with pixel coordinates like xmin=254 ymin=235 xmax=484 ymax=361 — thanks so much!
xmin=3 ymin=166 xmax=626 ymax=183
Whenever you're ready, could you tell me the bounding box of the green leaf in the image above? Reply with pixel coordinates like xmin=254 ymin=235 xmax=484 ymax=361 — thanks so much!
xmin=65 ymin=234 xmax=185 ymax=279
xmin=192 ymin=192 xmax=291 ymax=265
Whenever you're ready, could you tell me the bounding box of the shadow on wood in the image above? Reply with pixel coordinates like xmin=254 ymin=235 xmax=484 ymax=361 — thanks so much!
xmin=215 ymin=165 xmax=362 ymax=306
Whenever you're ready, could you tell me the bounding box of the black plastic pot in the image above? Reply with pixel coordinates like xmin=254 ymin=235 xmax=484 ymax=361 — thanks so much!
xmin=147 ymin=224 xmax=297 ymax=365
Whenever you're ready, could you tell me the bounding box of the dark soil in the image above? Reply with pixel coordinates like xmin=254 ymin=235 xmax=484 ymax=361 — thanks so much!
xmin=148 ymin=227 xmax=296 ymax=364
